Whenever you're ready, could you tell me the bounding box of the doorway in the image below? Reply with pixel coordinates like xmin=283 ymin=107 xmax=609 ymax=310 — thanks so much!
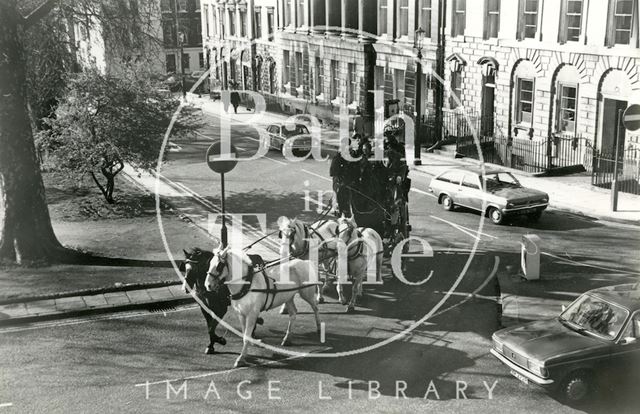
xmin=481 ymin=74 xmax=496 ymax=137
xmin=600 ymin=98 xmax=627 ymax=155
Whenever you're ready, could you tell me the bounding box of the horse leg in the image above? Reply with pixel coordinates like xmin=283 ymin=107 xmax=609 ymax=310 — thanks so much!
xmin=211 ymin=301 xmax=228 ymax=346
xmin=346 ymin=276 xmax=360 ymax=313
xmin=281 ymin=298 xmax=297 ymax=346
xmin=200 ymin=308 xmax=217 ymax=354
xmin=316 ymin=283 xmax=325 ymax=304
xmin=234 ymin=312 xmax=254 ymax=368
xmin=300 ymin=287 xmax=322 ymax=338
xmin=336 ymin=280 xmax=347 ymax=306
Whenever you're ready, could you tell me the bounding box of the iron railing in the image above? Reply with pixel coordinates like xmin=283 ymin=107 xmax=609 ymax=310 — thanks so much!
xmin=591 ymin=148 xmax=640 ymax=195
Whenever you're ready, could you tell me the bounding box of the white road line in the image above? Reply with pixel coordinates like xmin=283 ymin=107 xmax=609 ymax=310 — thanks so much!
xmin=320 ymin=322 xmax=326 ymax=343
xmin=411 ymin=187 xmax=437 ymax=198
xmin=0 ymin=403 xmax=13 ymax=408
xmin=430 ymin=215 xmax=496 ymax=241
xmin=542 ymin=252 xmax=640 ymax=276
xmin=135 ymin=346 xmax=333 ymax=386
xmin=301 ymin=168 xmax=331 ymax=182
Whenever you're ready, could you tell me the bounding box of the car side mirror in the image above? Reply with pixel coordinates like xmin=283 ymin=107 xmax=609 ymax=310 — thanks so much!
xmin=621 ymin=337 xmax=637 ymax=345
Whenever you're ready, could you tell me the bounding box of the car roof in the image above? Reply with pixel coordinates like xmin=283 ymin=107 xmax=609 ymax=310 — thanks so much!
xmin=268 ymin=123 xmax=307 ymax=128
xmin=587 ymin=283 xmax=640 ymax=312
xmin=438 ymin=166 xmax=507 ymax=176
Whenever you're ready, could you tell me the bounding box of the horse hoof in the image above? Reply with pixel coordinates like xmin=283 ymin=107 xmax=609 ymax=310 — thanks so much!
xmin=204 ymin=346 xmax=215 ymax=354
xmin=346 ymin=306 xmax=355 ymax=314
xmin=216 ymin=337 xmax=227 ymax=346
xmin=257 ymin=317 xmax=264 ymax=325
xmin=318 ymin=297 xmax=325 ymax=304
xmin=340 ymin=298 xmax=348 ymax=306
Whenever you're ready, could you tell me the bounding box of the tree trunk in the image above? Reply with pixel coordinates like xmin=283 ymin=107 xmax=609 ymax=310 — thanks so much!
xmin=0 ymin=1 xmax=69 ymax=264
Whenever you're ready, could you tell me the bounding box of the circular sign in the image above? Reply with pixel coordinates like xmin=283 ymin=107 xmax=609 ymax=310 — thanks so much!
xmin=206 ymin=142 xmax=238 ymax=174
xmin=623 ymin=104 xmax=640 ymax=131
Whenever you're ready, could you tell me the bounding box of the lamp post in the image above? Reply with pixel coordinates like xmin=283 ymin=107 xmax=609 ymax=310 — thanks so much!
xmin=173 ymin=0 xmax=186 ymax=99
xmin=414 ymin=27 xmax=426 ymax=166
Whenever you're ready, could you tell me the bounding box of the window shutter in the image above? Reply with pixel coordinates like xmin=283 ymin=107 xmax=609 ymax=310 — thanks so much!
xmin=483 ymin=0 xmax=489 ymax=40
xmin=516 ymin=0 xmax=526 ymax=40
xmin=558 ymin=0 xmax=567 ymax=44
xmin=604 ymin=0 xmax=616 ymax=47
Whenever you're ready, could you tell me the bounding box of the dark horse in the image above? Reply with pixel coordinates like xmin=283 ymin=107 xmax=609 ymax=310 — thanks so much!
xmin=181 ymin=247 xmax=264 ymax=354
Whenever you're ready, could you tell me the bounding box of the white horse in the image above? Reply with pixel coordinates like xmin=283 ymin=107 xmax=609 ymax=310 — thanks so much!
xmin=335 ymin=215 xmax=384 ymax=313
xmin=205 ymin=246 xmax=321 ymax=368
xmin=277 ymin=216 xmax=339 ymax=304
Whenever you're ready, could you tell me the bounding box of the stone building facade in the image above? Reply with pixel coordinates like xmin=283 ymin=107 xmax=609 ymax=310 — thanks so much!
xmin=201 ymin=0 xmax=640 ymax=156
xmin=442 ymin=0 xmax=640 ymax=155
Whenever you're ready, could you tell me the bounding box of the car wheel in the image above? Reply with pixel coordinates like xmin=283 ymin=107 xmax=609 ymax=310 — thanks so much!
xmin=441 ymin=195 xmax=454 ymax=211
xmin=488 ymin=207 xmax=504 ymax=225
xmin=559 ymin=371 xmax=593 ymax=404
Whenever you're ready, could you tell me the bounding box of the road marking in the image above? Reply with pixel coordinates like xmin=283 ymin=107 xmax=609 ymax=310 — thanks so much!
xmin=301 ymin=168 xmax=330 ymax=182
xmin=135 ymin=346 xmax=333 ymax=386
xmin=156 ymin=174 xmax=281 ymax=251
xmin=0 ymin=403 xmax=13 ymax=408
xmin=320 ymin=322 xmax=326 ymax=343
xmin=411 ymin=187 xmax=437 ymax=198
xmin=430 ymin=215 xmax=496 ymax=240
xmin=542 ymin=252 xmax=640 ymax=276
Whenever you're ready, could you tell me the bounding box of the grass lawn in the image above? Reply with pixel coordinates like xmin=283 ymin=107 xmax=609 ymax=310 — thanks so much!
xmin=0 ymin=171 xmax=212 ymax=299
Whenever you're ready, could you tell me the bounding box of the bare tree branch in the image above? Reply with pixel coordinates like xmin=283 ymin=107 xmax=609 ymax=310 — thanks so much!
xmin=22 ymin=0 xmax=59 ymax=28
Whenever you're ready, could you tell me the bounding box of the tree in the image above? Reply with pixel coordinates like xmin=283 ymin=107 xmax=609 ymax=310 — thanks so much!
xmin=39 ymin=68 xmax=200 ymax=204
xmin=0 ymin=0 xmax=169 ymax=265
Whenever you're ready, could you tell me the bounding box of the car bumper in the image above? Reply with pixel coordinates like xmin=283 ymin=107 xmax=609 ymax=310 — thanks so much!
xmin=490 ymin=349 xmax=554 ymax=386
xmin=502 ymin=203 xmax=548 ymax=215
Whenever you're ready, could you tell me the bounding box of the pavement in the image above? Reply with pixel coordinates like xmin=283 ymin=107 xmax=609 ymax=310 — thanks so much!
xmin=2 ymin=94 xmax=637 ymax=328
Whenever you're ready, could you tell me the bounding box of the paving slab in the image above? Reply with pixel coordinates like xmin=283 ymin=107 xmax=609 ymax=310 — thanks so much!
xmin=168 ymin=284 xmax=189 ymax=298
xmin=25 ymin=299 xmax=57 ymax=315
xmin=55 ymin=296 xmax=86 ymax=311
xmin=125 ymin=290 xmax=152 ymax=302
xmin=83 ymin=294 xmax=109 ymax=308
xmin=103 ymin=292 xmax=132 ymax=306
xmin=0 ymin=303 xmax=29 ymax=318
xmin=146 ymin=287 xmax=175 ymax=301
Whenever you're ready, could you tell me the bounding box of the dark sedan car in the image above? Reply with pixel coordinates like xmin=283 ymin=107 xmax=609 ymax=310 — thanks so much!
xmin=491 ymin=284 xmax=640 ymax=404
xmin=428 ymin=166 xmax=549 ymax=224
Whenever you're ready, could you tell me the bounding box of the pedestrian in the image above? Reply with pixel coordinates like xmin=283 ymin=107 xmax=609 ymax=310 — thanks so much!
xmin=352 ymin=107 xmax=365 ymax=138
xmin=329 ymin=151 xmax=351 ymax=217
xmin=230 ymin=83 xmax=241 ymax=114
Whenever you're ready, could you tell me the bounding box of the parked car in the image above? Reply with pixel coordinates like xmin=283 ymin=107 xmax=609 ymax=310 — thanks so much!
xmin=428 ymin=166 xmax=549 ymax=224
xmin=491 ymin=283 xmax=640 ymax=404
xmin=266 ymin=123 xmax=312 ymax=156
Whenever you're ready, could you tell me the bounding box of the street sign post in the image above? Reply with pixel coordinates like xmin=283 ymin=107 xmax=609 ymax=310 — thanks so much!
xmin=206 ymin=142 xmax=238 ymax=247
xmin=611 ymin=105 xmax=640 ymax=212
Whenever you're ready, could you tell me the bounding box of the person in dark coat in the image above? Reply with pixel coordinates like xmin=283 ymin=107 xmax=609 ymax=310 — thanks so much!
xmin=330 ymin=151 xmax=352 ymax=217
xmin=230 ymin=84 xmax=241 ymax=114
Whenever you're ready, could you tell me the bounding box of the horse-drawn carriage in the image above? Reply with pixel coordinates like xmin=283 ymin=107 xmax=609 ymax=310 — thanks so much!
xmin=334 ymin=124 xmax=411 ymax=255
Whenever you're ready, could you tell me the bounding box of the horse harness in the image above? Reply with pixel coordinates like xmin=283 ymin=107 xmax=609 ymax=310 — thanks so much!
xmin=227 ymin=262 xmax=319 ymax=312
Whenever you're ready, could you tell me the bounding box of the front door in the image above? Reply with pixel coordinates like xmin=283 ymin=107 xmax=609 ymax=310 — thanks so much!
xmin=601 ymin=98 xmax=627 ymax=155
xmin=481 ymin=74 xmax=496 ymax=137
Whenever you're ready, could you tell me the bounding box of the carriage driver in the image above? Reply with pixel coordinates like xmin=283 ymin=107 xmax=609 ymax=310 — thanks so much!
xmin=330 ymin=150 xmax=352 ymax=218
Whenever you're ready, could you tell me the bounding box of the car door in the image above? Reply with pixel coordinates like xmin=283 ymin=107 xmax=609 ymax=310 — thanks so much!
xmin=610 ymin=311 xmax=640 ymax=382
xmin=459 ymin=174 xmax=484 ymax=211
xmin=269 ymin=126 xmax=282 ymax=149
xmin=433 ymin=170 xmax=463 ymax=201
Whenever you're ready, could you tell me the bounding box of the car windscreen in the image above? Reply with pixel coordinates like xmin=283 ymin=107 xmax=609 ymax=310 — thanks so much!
xmin=282 ymin=125 xmax=309 ymax=137
xmin=560 ymin=294 xmax=629 ymax=340
xmin=484 ymin=172 xmax=521 ymax=190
